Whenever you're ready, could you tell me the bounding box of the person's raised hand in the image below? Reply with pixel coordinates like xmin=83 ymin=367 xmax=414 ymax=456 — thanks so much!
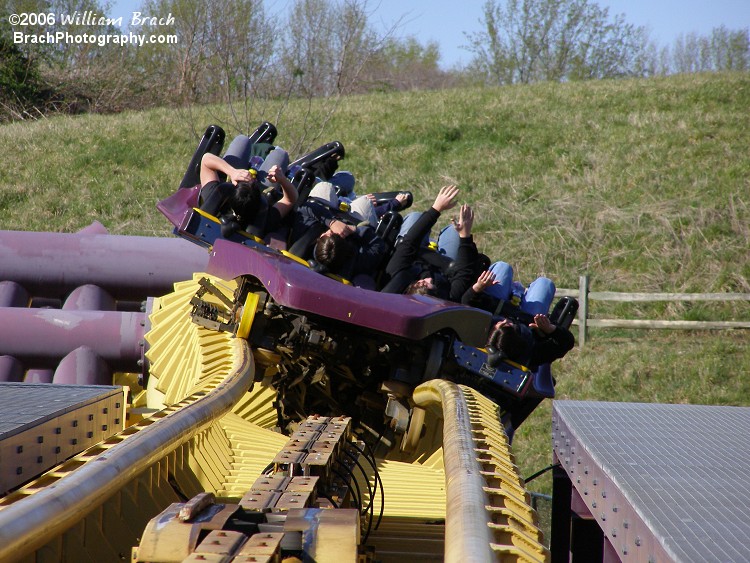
xmin=267 ymin=165 xmax=282 ymax=184
xmin=451 ymin=204 xmax=474 ymax=237
xmin=229 ymin=167 xmax=252 ymax=184
xmin=472 ymin=270 xmax=498 ymax=294
xmin=432 ymin=185 xmax=459 ymax=213
xmin=530 ymin=314 xmax=556 ymax=335
xmin=329 ymin=219 xmax=355 ymax=238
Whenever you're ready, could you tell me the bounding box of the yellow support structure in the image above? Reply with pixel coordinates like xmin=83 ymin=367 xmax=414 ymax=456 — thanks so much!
xmin=0 ymin=273 xmax=547 ymax=562
xmin=412 ymin=380 xmax=550 ymax=563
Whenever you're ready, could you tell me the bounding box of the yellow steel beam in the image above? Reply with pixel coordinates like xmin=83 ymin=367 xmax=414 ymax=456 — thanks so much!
xmin=412 ymin=380 xmax=496 ymax=563
xmin=0 ymin=314 xmax=254 ymax=562
xmin=0 ymin=269 xmax=551 ymax=562
xmin=412 ymin=380 xmax=549 ymax=563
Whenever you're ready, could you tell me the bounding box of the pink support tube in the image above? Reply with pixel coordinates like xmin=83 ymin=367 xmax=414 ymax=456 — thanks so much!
xmin=0 ymin=281 xmax=29 ymax=307
xmin=0 ymin=307 xmax=146 ymax=373
xmin=53 ymin=346 xmax=112 ymax=385
xmin=63 ymin=285 xmax=117 ymax=311
xmin=0 ymin=230 xmax=209 ymax=301
xmin=0 ymin=355 xmax=24 ymax=382
xmin=25 ymin=369 xmax=54 ymax=383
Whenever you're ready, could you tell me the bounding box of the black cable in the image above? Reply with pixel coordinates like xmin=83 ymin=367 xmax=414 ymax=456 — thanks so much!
xmin=349 ymin=441 xmax=380 ymax=511
xmin=524 ymin=462 xmax=561 ymax=484
xmin=348 ymin=437 xmax=380 ymax=519
xmin=360 ymin=439 xmax=385 ymax=530
xmin=343 ymin=447 xmax=375 ymax=512
xmin=338 ymin=460 xmax=364 ymax=514
xmin=332 ymin=464 xmax=362 ymax=513
xmin=343 ymin=446 xmax=375 ymax=543
xmin=353 ymin=424 xmax=387 ymax=531
xmin=358 ymin=420 xmax=387 ymax=456
xmin=331 ymin=466 xmax=359 ymax=510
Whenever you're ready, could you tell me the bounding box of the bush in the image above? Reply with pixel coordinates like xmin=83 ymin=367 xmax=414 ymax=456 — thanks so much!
xmin=0 ymin=34 xmax=50 ymax=121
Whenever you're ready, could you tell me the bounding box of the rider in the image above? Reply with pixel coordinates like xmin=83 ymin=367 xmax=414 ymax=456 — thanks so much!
xmin=198 ymin=152 xmax=297 ymax=238
xmin=380 ymin=185 xmax=479 ymax=302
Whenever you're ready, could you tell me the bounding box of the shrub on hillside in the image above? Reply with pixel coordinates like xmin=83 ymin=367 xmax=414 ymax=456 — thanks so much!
xmin=0 ymin=35 xmax=51 ymax=122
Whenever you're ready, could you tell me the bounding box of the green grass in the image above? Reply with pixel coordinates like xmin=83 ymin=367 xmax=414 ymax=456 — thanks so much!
xmin=2 ymin=71 xmax=749 ymax=497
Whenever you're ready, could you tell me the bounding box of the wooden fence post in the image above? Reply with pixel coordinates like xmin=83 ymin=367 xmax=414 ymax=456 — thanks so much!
xmin=578 ymin=275 xmax=589 ymax=348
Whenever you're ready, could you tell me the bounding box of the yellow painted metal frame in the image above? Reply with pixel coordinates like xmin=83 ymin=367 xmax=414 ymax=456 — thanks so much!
xmin=237 ymin=292 xmax=259 ymax=339
xmin=324 ymin=272 xmax=353 ymax=285
xmin=0 ymin=338 xmax=253 ymax=561
xmin=0 ymin=275 xmax=262 ymax=562
xmin=280 ymin=249 xmax=310 ymax=267
xmin=279 ymin=250 xmax=353 ymax=285
xmin=412 ymin=380 xmax=549 ymax=563
xmin=191 ymin=207 xmax=265 ymax=244
xmin=0 ymin=272 xmax=547 ymax=562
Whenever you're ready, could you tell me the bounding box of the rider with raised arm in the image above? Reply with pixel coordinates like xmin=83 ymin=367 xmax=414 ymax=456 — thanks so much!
xmin=381 ymin=185 xmax=479 ymax=302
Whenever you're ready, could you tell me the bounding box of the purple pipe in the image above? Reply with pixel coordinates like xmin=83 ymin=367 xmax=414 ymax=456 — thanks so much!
xmin=0 ymin=230 xmax=209 ymax=301
xmin=63 ymin=285 xmax=117 ymax=311
xmin=53 ymin=346 xmax=112 ymax=385
xmin=76 ymin=221 xmax=109 ymax=235
xmin=25 ymin=369 xmax=54 ymax=383
xmin=0 ymin=281 xmax=30 ymax=307
xmin=0 ymin=355 xmax=24 ymax=382
xmin=0 ymin=307 xmax=146 ymax=372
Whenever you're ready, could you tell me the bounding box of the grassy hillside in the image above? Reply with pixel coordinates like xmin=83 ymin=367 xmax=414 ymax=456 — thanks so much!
xmin=1 ymin=72 xmax=749 ymax=496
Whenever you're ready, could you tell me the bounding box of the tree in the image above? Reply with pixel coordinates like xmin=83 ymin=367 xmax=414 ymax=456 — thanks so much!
xmin=670 ymin=27 xmax=749 ymax=74
xmin=274 ymin=0 xmax=400 ymax=152
xmin=0 ymin=34 xmax=48 ymax=120
xmin=135 ymin=0 xmax=228 ymax=105
xmin=0 ymin=0 xmax=149 ymax=114
xmin=356 ymin=36 xmax=455 ymax=92
xmin=721 ymin=27 xmax=750 ymax=71
xmin=1 ymin=0 xmax=446 ymax=128
xmin=466 ymin=0 xmax=651 ymax=84
xmin=278 ymin=0 xmax=378 ymax=98
xmin=133 ymin=0 xmax=280 ymax=136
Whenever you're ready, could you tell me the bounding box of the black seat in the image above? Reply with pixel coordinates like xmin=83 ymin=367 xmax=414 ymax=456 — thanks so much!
xmin=375 ymin=210 xmax=403 ymax=248
xmin=549 ymin=296 xmax=578 ymax=329
xmin=179 ymin=125 xmax=225 ymax=188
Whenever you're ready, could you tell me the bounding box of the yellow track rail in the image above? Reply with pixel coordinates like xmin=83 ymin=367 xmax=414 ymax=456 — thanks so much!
xmin=414 ymin=381 xmax=550 ymax=562
xmin=0 ymin=273 xmax=548 ymax=562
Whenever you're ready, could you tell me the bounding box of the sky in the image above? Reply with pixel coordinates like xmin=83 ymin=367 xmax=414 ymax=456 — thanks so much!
xmin=110 ymin=0 xmax=750 ymax=69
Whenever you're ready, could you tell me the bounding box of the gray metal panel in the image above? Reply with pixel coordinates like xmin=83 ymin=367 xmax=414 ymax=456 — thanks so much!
xmin=553 ymin=400 xmax=750 ymax=563
xmin=0 ymin=382 xmax=121 ymax=439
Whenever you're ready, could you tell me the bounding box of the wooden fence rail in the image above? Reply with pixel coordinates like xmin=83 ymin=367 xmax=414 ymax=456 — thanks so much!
xmin=557 ymin=275 xmax=750 ymax=348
